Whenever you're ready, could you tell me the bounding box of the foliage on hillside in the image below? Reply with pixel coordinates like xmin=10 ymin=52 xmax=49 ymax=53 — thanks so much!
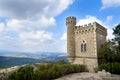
xmin=0 ymin=53 xmax=68 ymax=68
xmin=98 ymin=23 xmax=120 ymax=63
xmin=98 ymin=23 xmax=120 ymax=74
xmin=113 ymin=23 xmax=120 ymax=46
xmin=98 ymin=62 xmax=120 ymax=74
xmin=0 ymin=56 xmax=41 ymax=68
xmin=8 ymin=61 xmax=86 ymax=80
xmin=98 ymin=40 xmax=120 ymax=63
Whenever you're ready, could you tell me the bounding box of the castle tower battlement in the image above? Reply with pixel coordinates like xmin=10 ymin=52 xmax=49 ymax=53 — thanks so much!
xmin=66 ymin=16 xmax=107 ymax=72
xmin=66 ymin=16 xmax=76 ymax=25
xmin=74 ymin=22 xmax=107 ymax=36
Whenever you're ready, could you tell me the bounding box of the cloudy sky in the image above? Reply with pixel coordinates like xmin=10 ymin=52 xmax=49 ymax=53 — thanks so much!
xmin=0 ymin=0 xmax=120 ymax=53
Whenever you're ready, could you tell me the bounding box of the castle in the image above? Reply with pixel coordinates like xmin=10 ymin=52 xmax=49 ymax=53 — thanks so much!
xmin=66 ymin=16 xmax=107 ymax=72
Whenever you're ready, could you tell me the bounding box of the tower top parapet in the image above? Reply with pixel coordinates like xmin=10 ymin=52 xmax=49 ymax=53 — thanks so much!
xmin=75 ymin=22 xmax=107 ymax=35
xmin=66 ymin=16 xmax=76 ymax=20
xmin=75 ymin=22 xmax=107 ymax=31
xmin=66 ymin=16 xmax=76 ymax=25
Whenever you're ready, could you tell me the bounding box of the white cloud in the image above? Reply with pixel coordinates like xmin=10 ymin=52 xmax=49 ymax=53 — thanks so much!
xmin=106 ymin=16 xmax=113 ymax=23
xmin=7 ymin=19 xmax=24 ymax=31
xmin=60 ymin=32 xmax=67 ymax=52
xmin=0 ymin=0 xmax=73 ymax=19
xmin=60 ymin=33 xmax=67 ymax=41
xmin=0 ymin=23 xmax=5 ymax=32
xmin=76 ymin=15 xmax=103 ymax=26
xmin=19 ymin=31 xmax=52 ymax=42
xmin=0 ymin=30 xmax=65 ymax=52
xmin=0 ymin=35 xmax=19 ymax=51
xmin=107 ymin=29 xmax=115 ymax=39
xmin=0 ymin=0 xmax=74 ymax=32
xmin=18 ymin=31 xmax=54 ymax=52
xmin=101 ymin=0 xmax=120 ymax=10
xmin=6 ymin=17 xmax=56 ymax=32
xmin=0 ymin=0 xmax=74 ymax=52
xmin=77 ymin=15 xmax=114 ymax=40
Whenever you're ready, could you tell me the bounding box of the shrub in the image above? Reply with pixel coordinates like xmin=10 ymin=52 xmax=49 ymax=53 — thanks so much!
xmin=8 ymin=62 xmax=86 ymax=80
xmin=98 ymin=62 xmax=120 ymax=74
xmin=8 ymin=65 xmax=35 ymax=80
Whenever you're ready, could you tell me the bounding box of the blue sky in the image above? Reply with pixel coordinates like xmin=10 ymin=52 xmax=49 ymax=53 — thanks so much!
xmin=0 ymin=0 xmax=120 ymax=53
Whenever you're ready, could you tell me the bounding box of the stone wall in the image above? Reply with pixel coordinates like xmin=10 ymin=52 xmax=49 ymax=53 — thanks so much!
xmin=73 ymin=58 xmax=98 ymax=72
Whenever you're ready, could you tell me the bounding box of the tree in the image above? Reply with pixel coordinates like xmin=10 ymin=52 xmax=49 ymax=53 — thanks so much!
xmin=113 ymin=23 xmax=120 ymax=45
xmin=98 ymin=40 xmax=120 ymax=63
xmin=98 ymin=40 xmax=115 ymax=63
xmin=113 ymin=23 xmax=120 ymax=54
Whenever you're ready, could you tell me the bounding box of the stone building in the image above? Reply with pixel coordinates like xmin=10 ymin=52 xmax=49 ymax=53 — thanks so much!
xmin=66 ymin=16 xmax=107 ymax=72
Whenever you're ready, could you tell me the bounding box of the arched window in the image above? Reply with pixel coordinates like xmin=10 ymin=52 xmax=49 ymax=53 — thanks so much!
xmin=81 ymin=41 xmax=87 ymax=52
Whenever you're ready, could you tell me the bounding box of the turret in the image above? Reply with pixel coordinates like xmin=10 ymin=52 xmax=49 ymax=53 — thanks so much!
xmin=66 ymin=16 xmax=76 ymax=63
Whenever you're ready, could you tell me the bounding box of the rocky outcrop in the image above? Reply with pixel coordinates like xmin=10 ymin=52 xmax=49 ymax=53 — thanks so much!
xmin=55 ymin=71 xmax=120 ymax=80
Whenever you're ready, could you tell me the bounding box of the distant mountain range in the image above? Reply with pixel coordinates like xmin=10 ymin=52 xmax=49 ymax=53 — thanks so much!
xmin=0 ymin=51 xmax=68 ymax=68
xmin=0 ymin=50 xmax=66 ymax=59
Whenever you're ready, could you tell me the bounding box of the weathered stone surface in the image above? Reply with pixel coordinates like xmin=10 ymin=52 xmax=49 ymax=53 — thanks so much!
xmin=98 ymin=70 xmax=111 ymax=77
xmin=55 ymin=72 xmax=120 ymax=80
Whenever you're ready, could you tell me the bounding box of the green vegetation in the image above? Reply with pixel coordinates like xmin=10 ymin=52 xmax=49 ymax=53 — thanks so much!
xmin=98 ymin=40 xmax=120 ymax=63
xmin=8 ymin=61 xmax=86 ymax=80
xmin=0 ymin=54 xmax=68 ymax=68
xmin=0 ymin=56 xmax=41 ymax=68
xmin=113 ymin=23 xmax=120 ymax=46
xmin=98 ymin=23 xmax=120 ymax=74
xmin=98 ymin=62 xmax=120 ymax=74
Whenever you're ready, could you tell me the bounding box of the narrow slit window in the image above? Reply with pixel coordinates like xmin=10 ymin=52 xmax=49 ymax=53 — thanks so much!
xmin=84 ymin=43 xmax=86 ymax=52
xmin=81 ymin=41 xmax=87 ymax=52
xmin=81 ymin=44 xmax=83 ymax=52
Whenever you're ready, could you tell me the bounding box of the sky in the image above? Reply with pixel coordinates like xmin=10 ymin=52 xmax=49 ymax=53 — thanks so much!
xmin=0 ymin=0 xmax=120 ymax=53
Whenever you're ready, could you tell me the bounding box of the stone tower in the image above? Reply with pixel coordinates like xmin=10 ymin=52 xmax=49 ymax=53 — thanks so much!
xmin=66 ymin=16 xmax=107 ymax=72
xmin=66 ymin=16 xmax=76 ymax=63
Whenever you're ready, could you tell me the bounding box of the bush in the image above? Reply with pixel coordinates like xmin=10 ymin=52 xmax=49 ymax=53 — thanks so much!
xmin=8 ymin=65 xmax=35 ymax=80
xmin=98 ymin=62 xmax=120 ymax=74
xmin=8 ymin=62 xmax=86 ymax=80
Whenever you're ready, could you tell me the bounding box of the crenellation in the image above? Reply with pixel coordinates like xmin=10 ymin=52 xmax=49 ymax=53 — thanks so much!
xmin=66 ymin=16 xmax=76 ymax=25
xmin=66 ymin=16 xmax=76 ymax=20
xmin=75 ymin=22 xmax=107 ymax=35
xmin=81 ymin=25 xmax=83 ymax=27
xmin=84 ymin=24 xmax=87 ymax=27
xmin=75 ymin=23 xmax=95 ymax=34
xmin=88 ymin=23 xmax=91 ymax=26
